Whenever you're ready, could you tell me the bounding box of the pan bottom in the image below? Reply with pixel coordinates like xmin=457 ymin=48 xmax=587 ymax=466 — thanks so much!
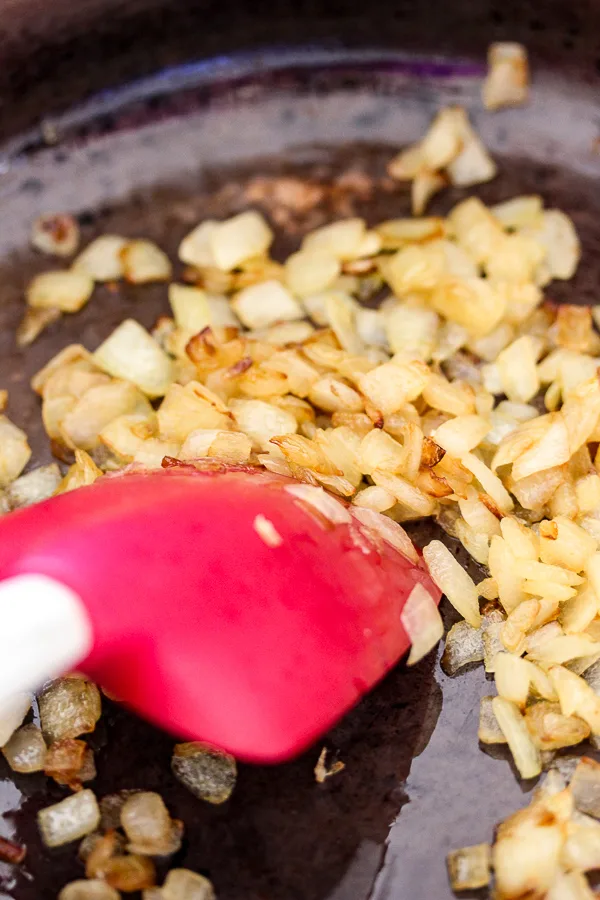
xmin=1 ymin=50 xmax=600 ymax=900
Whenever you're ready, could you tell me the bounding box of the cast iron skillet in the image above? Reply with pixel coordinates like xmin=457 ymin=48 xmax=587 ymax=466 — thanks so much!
xmin=1 ymin=2 xmax=600 ymax=898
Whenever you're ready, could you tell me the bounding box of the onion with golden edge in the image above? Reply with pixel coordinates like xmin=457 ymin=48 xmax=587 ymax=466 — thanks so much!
xmin=493 ymin=795 xmax=565 ymax=899
xmin=524 ymin=701 xmax=590 ymax=751
xmin=44 ymin=738 xmax=88 ymax=789
xmin=102 ymin=855 xmax=156 ymax=892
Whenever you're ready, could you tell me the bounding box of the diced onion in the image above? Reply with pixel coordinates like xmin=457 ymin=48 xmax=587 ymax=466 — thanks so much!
xmin=491 ymin=696 xmax=542 ymax=779
xmin=171 ymin=742 xmax=237 ymax=804
xmin=162 ymin=869 xmax=216 ymax=900
xmin=400 ymin=583 xmax=444 ymax=665
xmin=423 ymin=540 xmax=481 ymax=627
xmin=38 ymin=789 xmax=100 ymax=847
xmin=446 ymin=843 xmax=491 ymax=891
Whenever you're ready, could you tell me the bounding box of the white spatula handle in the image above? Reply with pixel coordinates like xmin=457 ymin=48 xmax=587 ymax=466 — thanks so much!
xmin=0 ymin=573 xmax=92 ymax=708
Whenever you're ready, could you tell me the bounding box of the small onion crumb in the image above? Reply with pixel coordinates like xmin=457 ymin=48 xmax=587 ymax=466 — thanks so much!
xmin=314 ymin=747 xmax=345 ymax=783
xmin=253 ymin=513 xmax=283 ymax=547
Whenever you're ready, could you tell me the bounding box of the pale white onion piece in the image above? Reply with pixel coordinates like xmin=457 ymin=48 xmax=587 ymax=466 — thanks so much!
xmin=496 ymin=336 xmax=540 ymax=403
xmin=352 ymin=485 xmax=396 ymax=513
xmin=38 ymin=789 xmax=100 ymax=847
xmin=232 ymin=280 xmax=303 ymax=330
xmin=384 ymin=304 xmax=439 ymax=360
xmin=325 ymin=292 xmax=364 ymax=355
xmin=0 ymin=417 xmax=32 ymax=488
xmin=231 ymin=399 xmax=297 ymax=452
xmin=400 ymin=583 xmax=444 ymax=665
xmin=491 ymin=696 xmax=542 ymax=779
xmin=59 ymin=881 xmax=120 ymax=900
xmin=351 ymin=507 xmax=419 ymax=564
xmin=492 ymin=195 xmax=543 ymax=230
xmin=73 ymin=235 xmax=127 ymax=281
xmin=209 ymin=211 xmax=273 ymax=272
xmin=422 ymin=540 xmax=480 ymax=626
xmin=527 ymin=209 xmax=581 ymax=281
xmin=285 ymin=250 xmax=340 ymax=298
xmin=461 ymin=452 xmax=514 ymax=513
xmin=162 ymin=869 xmax=216 ymax=900
xmin=27 ymin=271 xmax=94 ymax=313
xmin=168 ymin=284 xmax=211 ymax=333
xmin=121 ymin=240 xmax=172 ymax=284
xmin=178 ymin=220 xmax=219 ymax=268
xmin=302 ymin=218 xmax=366 ymax=261
xmin=358 ymin=360 xmax=430 ymax=417
xmin=446 ymin=112 xmax=497 ymax=187
xmin=93 ymin=319 xmax=174 ymax=398
xmin=2 ymin=724 xmax=47 ymax=772
xmin=285 ymin=483 xmax=351 ymax=525
xmin=546 ymin=870 xmax=596 ymax=900
xmin=432 ymin=415 xmax=490 ymax=457
xmin=121 ymin=791 xmax=180 ymax=856
xmin=355 ymin=308 xmax=388 ymax=350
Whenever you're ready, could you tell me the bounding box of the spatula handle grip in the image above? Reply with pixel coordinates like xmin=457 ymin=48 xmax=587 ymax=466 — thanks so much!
xmin=0 ymin=574 xmax=92 ymax=706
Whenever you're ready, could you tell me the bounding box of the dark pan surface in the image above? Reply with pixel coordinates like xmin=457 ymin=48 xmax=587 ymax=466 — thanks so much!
xmin=1 ymin=53 xmax=600 ymax=900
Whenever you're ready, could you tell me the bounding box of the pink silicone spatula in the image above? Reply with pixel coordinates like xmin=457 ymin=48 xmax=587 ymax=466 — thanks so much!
xmin=0 ymin=465 xmax=440 ymax=762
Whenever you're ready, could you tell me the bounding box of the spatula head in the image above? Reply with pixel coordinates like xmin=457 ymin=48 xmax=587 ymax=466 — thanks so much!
xmin=0 ymin=466 xmax=439 ymax=762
